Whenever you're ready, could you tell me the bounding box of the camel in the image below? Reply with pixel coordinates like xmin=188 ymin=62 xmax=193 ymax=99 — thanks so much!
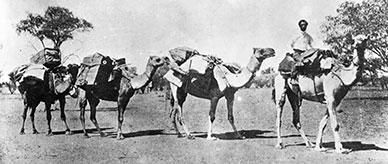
xmin=169 ymin=48 xmax=275 ymax=140
xmin=272 ymin=35 xmax=368 ymax=153
xmin=8 ymin=64 xmax=79 ymax=135
xmin=77 ymin=56 xmax=166 ymax=139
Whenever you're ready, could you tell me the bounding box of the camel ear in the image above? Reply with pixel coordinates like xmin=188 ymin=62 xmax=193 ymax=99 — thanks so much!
xmin=253 ymin=48 xmax=259 ymax=54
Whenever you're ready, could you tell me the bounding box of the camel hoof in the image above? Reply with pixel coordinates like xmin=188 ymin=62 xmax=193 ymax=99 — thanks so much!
xmin=46 ymin=131 xmax=53 ymax=136
xmin=177 ymin=133 xmax=185 ymax=138
xmin=335 ymin=148 xmax=351 ymax=154
xmin=33 ymin=130 xmax=39 ymax=134
xmin=275 ymin=143 xmax=284 ymax=149
xmin=187 ymin=135 xmax=195 ymax=140
xmin=20 ymin=129 xmax=25 ymax=135
xmin=235 ymin=133 xmax=245 ymax=140
xmin=207 ymin=136 xmax=218 ymax=141
xmin=65 ymin=130 xmax=73 ymax=135
xmin=306 ymin=142 xmax=315 ymax=148
xmin=117 ymin=134 xmax=125 ymax=140
xmin=83 ymin=134 xmax=90 ymax=138
xmin=99 ymin=132 xmax=106 ymax=137
xmin=314 ymin=146 xmax=328 ymax=152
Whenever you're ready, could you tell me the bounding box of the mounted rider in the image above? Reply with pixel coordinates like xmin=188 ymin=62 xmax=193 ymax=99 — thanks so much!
xmin=289 ymin=19 xmax=314 ymax=84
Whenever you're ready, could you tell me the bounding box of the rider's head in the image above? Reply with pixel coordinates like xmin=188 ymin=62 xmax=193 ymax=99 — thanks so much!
xmin=298 ymin=19 xmax=308 ymax=32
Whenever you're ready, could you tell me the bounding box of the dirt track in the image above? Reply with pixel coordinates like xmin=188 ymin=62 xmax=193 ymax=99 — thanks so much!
xmin=1 ymin=88 xmax=388 ymax=163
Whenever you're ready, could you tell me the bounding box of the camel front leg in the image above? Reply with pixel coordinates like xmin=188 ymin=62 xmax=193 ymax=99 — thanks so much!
xmin=175 ymin=104 xmax=193 ymax=139
xmin=326 ymin=98 xmax=350 ymax=154
xmin=169 ymin=84 xmax=181 ymax=136
xmin=225 ymin=92 xmax=244 ymax=139
xmin=314 ymin=110 xmax=329 ymax=152
xmin=171 ymin=84 xmax=193 ymax=139
xmin=275 ymin=88 xmax=287 ymax=149
xmin=58 ymin=96 xmax=72 ymax=135
xmin=79 ymin=90 xmax=89 ymax=138
xmin=45 ymin=102 xmax=53 ymax=136
xmin=207 ymin=97 xmax=219 ymax=140
xmin=117 ymin=93 xmax=131 ymax=140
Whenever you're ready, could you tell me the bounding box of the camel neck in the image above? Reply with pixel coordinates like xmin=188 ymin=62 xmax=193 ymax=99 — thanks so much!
xmin=246 ymin=56 xmax=263 ymax=73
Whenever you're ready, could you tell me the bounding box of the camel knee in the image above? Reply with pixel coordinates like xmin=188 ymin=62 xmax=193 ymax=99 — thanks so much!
xmin=227 ymin=114 xmax=234 ymax=123
xmin=79 ymin=102 xmax=86 ymax=109
xmin=79 ymin=115 xmax=85 ymax=122
xmin=293 ymin=121 xmax=301 ymax=129
xmin=209 ymin=114 xmax=215 ymax=123
xmin=118 ymin=116 xmax=124 ymax=123
xmin=90 ymin=115 xmax=97 ymax=123
xmin=334 ymin=124 xmax=340 ymax=132
xmin=61 ymin=113 xmax=66 ymax=121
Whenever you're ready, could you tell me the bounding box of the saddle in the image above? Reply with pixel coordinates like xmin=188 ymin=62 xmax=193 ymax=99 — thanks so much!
xmin=278 ymin=49 xmax=334 ymax=78
xmin=76 ymin=53 xmax=114 ymax=86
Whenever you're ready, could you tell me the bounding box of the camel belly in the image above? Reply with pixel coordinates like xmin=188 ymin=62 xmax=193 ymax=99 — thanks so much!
xmin=298 ymin=75 xmax=325 ymax=102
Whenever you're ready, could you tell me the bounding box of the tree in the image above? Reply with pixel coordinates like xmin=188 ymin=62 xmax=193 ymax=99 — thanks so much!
xmin=16 ymin=6 xmax=93 ymax=50
xmin=321 ymin=0 xmax=388 ymax=75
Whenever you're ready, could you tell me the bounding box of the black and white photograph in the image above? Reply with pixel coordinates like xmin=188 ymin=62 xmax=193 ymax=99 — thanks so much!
xmin=0 ymin=0 xmax=388 ymax=163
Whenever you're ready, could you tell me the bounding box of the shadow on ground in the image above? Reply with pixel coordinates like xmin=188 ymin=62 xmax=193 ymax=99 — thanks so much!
xmin=52 ymin=127 xmax=114 ymax=135
xmin=287 ymin=141 xmax=388 ymax=153
xmin=104 ymin=129 xmax=172 ymax=139
xmin=323 ymin=141 xmax=388 ymax=152
xmin=193 ymin=129 xmax=281 ymax=140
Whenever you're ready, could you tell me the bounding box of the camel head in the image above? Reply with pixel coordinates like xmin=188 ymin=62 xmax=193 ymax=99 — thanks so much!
xmin=246 ymin=48 xmax=275 ymax=72
xmin=147 ymin=56 xmax=167 ymax=68
xmin=252 ymin=48 xmax=275 ymax=61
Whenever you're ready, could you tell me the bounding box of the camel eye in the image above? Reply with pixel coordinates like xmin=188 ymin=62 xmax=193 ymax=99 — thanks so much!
xmin=156 ymin=58 xmax=161 ymax=62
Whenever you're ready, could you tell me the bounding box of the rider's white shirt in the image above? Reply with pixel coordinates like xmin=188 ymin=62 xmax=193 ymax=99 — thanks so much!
xmin=291 ymin=31 xmax=313 ymax=51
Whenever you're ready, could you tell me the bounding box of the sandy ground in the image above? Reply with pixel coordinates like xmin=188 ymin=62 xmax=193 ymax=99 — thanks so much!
xmin=1 ymin=88 xmax=388 ymax=163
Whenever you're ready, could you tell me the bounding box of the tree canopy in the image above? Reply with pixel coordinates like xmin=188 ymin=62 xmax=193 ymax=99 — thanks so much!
xmin=16 ymin=6 xmax=93 ymax=50
xmin=321 ymin=0 xmax=388 ymax=75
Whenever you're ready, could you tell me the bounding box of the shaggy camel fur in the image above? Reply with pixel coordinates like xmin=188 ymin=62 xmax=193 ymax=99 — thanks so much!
xmin=273 ymin=35 xmax=368 ymax=153
xmin=169 ymin=48 xmax=275 ymax=140
xmin=77 ymin=56 xmax=166 ymax=139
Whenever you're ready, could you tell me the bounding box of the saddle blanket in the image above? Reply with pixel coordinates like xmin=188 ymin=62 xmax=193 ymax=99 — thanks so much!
xmin=21 ymin=64 xmax=47 ymax=82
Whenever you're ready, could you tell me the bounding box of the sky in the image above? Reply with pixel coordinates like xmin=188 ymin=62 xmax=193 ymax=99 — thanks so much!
xmin=0 ymin=0 xmax=358 ymax=82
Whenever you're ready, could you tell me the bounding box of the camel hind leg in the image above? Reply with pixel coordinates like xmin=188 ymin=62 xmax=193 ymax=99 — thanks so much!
xmin=58 ymin=96 xmax=72 ymax=135
xmin=87 ymin=93 xmax=104 ymax=138
xmin=45 ymin=101 xmax=53 ymax=136
xmin=20 ymin=99 xmax=28 ymax=135
xmin=286 ymin=91 xmax=313 ymax=148
xmin=206 ymin=97 xmax=220 ymax=140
